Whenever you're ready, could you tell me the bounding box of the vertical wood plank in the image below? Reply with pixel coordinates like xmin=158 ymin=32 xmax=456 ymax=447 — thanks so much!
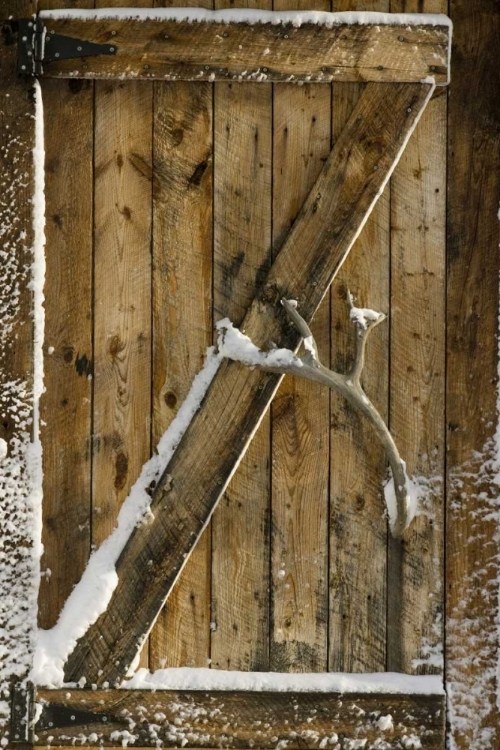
xmin=446 ymin=0 xmax=500 ymax=745
xmin=38 ymin=0 xmax=94 ymax=632
xmin=92 ymin=0 xmax=153 ymax=667
xmin=211 ymin=0 xmax=272 ymax=672
xmin=270 ymin=0 xmax=331 ymax=674
xmin=329 ymin=0 xmax=389 ymax=674
xmin=149 ymin=17 xmax=213 ymax=665
xmin=388 ymin=0 xmax=446 ymax=676
xmin=0 ymin=1 xmax=38 ymax=740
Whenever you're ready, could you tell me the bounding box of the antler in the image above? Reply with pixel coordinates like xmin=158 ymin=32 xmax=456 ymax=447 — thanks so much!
xmin=217 ymin=295 xmax=411 ymax=537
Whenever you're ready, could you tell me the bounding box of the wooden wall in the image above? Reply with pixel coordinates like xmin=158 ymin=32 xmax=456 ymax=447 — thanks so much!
xmin=33 ymin=1 xmax=500 ymax=748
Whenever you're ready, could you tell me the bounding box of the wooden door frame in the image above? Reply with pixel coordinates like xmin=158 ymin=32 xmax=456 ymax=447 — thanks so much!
xmin=2 ymin=5 xmax=455 ymax=749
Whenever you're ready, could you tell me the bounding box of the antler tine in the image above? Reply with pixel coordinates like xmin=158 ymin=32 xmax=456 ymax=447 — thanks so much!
xmin=218 ymin=296 xmax=411 ymax=537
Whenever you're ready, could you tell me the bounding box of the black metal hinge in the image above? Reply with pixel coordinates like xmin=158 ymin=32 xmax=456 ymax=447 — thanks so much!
xmin=17 ymin=17 xmax=117 ymax=76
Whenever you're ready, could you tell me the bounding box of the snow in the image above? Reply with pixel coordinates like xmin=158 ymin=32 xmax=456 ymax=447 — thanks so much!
xmin=122 ymin=667 xmax=443 ymax=694
xmin=383 ymin=469 xmax=425 ymax=533
xmin=32 ymin=348 xmax=221 ymax=688
xmin=0 ymin=80 xmax=45 ymax=744
xmin=216 ymin=318 xmax=300 ymax=369
xmin=349 ymin=305 xmax=384 ymax=330
xmin=40 ymin=8 xmax=452 ymax=32
xmin=375 ymin=714 xmax=393 ymax=732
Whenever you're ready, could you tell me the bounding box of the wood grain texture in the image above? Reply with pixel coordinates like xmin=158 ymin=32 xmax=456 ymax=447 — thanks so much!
xmin=446 ymin=0 xmax=500 ymax=745
xmin=92 ymin=0 xmax=153 ymax=669
xmin=388 ymin=0 xmax=446 ymax=677
xmin=328 ymin=0 xmax=389 ymax=677
xmin=38 ymin=16 xmax=451 ymax=84
xmin=148 ymin=0 xmax=214 ymax=673
xmin=35 ymin=688 xmax=446 ymax=749
xmin=211 ymin=0 xmax=272 ymax=674
xmin=149 ymin=74 xmax=213 ymax=669
xmin=270 ymin=0 xmax=330 ymax=671
xmin=38 ymin=71 xmax=93 ymax=630
xmin=0 ymin=1 xmax=38 ymax=741
xmin=62 ymin=82 xmax=434 ymax=687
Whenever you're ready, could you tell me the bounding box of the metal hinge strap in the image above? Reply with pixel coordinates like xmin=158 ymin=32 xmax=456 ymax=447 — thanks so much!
xmin=17 ymin=17 xmax=117 ymax=76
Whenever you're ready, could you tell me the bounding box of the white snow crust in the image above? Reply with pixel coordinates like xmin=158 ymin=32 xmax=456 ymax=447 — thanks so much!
xmin=349 ymin=305 xmax=384 ymax=330
xmin=216 ymin=318 xmax=300 ymax=369
xmin=123 ymin=667 xmax=443 ymax=694
xmin=40 ymin=8 xmax=452 ymax=30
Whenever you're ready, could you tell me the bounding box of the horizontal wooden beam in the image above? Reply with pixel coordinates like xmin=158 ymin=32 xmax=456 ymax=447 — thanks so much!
xmin=37 ymin=11 xmax=451 ymax=83
xmin=34 ymin=688 xmax=445 ymax=748
xmin=61 ymin=81 xmax=434 ymax=688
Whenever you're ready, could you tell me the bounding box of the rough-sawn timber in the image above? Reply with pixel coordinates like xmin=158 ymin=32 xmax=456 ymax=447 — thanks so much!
xmin=37 ymin=14 xmax=451 ymax=84
xmin=63 ymin=81 xmax=434 ymax=687
xmin=35 ymin=688 xmax=445 ymax=748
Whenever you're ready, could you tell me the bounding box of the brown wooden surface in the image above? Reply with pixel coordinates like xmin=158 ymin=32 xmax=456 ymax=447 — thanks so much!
xmin=0 ymin=0 xmax=37 ymax=742
xmin=37 ymin=15 xmax=450 ymax=84
xmin=388 ymin=0 xmax=446 ymax=676
xmin=91 ymin=0 xmax=153 ymax=671
xmin=329 ymin=0 xmax=389 ymax=676
xmin=211 ymin=0 xmax=272 ymax=674
xmin=148 ymin=0 xmax=213 ymax=674
xmin=35 ymin=688 xmax=445 ymax=749
xmin=270 ymin=0 xmax=330 ymax=674
xmin=61 ymin=82 xmax=433 ymax=687
xmin=38 ymin=0 xmax=94 ymax=631
xmin=149 ymin=71 xmax=213 ymax=669
xmin=446 ymin=0 xmax=500 ymax=745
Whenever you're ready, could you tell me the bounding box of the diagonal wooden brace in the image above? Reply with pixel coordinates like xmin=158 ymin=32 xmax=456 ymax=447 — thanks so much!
xmin=63 ymin=81 xmax=435 ymax=686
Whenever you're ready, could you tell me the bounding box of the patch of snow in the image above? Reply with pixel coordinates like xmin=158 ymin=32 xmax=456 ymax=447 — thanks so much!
xmin=122 ymin=667 xmax=443 ymax=694
xmin=40 ymin=8 xmax=452 ymax=33
xmin=375 ymin=714 xmax=393 ymax=732
xmin=349 ymin=305 xmax=384 ymax=329
xmin=216 ymin=318 xmax=300 ymax=369
xmin=32 ymin=348 xmax=221 ymax=688
xmin=0 ymin=439 xmax=7 ymax=462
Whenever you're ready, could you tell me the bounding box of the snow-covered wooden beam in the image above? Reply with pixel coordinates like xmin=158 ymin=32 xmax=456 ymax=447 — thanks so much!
xmin=61 ymin=80 xmax=434 ymax=688
xmin=37 ymin=9 xmax=452 ymax=84
xmin=33 ymin=685 xmax=445 ymax=748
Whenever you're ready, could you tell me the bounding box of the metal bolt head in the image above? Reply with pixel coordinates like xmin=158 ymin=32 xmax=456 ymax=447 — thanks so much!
xmin=223 ymin=31 xmax=228 ymax=37
xmin=111 ymin=30 xmax=116 ymax=36
xmin=398 ymin=35 xmax=405 ymax=42
xmin=263 ymin=67 xmax=268 ymax=73
xmin=77 ymin=46 xmax=82 ymax=52
xmin=55 ymin=52 xmax=60 ymax=58
xmin=284 ymin=34 xmax=289 ymax=39
xmin=144 ymin=64 xmax=150 ymax=70
xmin=109 ymin=47 xmax=115 ymax=52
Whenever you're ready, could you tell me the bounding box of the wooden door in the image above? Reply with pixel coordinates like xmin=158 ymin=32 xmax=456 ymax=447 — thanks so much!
xmin=2 ymin=1 xmax=499 ymax=749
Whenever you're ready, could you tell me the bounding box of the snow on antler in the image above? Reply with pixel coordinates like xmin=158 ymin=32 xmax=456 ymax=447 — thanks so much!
xmin=217 ymin=294 xmax=413 ymax=537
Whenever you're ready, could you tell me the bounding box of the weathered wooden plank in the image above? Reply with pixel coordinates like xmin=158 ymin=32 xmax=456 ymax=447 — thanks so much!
xmin=0 ymin=0 xmax=38 ymax=742
xmin=149 ymin=77 xmax=213 ymax=669
xmin=446 ymin=0 xmax=500 ymax=745
xmin=35 ymin=688 xmax=445 ymax=749
xmin=37 ymin=13 xmax=451 ymax=84
xmin=387 ymin=0 xmax=446 ymax=678
xmin=270 ymin=1 xmax=330 ymax=670
xmin=38 ymin=49 xmax=93 ymax=628
xmin=210 ymin=0 xmax=272 ymax=675
xmin=329 ymin=0 xmax=389 ymax=676
xmin=63 ymin=82 xmax=434 ymax=687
